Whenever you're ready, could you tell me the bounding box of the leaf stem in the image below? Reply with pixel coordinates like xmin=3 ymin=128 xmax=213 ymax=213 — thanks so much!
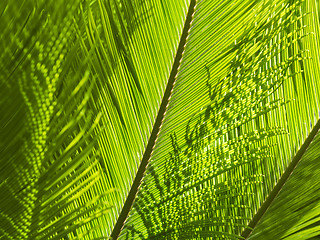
xmin=241 ymin=119 xmax=320 ymax=239
xmin=110 ymin=0 xmax=197 ymax=239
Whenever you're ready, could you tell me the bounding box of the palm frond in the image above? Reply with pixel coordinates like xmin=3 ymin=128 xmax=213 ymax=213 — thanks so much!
xmin=1 ymin=0 xmax=113 ymax=239
xmin=118 ymin=0 xmax=320 ymax=238
xmin=1 ymin=0 xmax=320 ymax=239
xmin=249 ymin=129 xmax=320 ymax=239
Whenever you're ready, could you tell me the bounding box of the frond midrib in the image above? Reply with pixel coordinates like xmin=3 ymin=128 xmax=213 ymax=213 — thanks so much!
xmin=241 ymin=119 xmax=320 ymax=239
xmin=110 ymin=0 xmax=197 ymax=239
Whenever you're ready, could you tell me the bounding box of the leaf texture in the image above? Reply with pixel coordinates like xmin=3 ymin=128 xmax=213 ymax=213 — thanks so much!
xmin=249 ymin=128 xmax=320 ymax=239
xmin=119 ymin=0 xmax=320 ymax=239
xmin=0 ymin=0 xmax=320 ymax=239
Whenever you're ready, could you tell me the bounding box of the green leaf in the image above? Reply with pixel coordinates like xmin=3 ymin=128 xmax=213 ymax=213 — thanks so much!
xmin=1 ymin=0 xmax=320 ymax=239
xmin=248 ymin=130 xmax=320 ymax=239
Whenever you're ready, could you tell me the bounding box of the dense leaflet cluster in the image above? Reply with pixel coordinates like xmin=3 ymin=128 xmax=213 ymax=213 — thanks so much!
xmin=121 ymin=1 xmax=307 ymax=238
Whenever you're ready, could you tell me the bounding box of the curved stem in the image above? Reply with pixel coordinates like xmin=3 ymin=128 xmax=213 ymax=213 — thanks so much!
xmin=241 ymin=119 xmax=320 ymax=239
xmin=110 ymin=0 xmax=197 ymax=239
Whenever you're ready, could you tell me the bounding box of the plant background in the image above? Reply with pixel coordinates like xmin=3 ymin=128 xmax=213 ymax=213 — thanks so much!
xmin=0 ymin=0 xmax=320 ymax=239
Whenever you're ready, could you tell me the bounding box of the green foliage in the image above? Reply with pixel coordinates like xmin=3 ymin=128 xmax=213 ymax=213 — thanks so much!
xmin=0 ymin=0 xmax=320 ymax=239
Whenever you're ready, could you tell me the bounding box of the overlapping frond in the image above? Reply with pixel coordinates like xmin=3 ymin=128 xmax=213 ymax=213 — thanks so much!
xmin=119 ymin=0 xmax=320 ymax=239
xmin=1 ymin=0 xmax=320 ymax=239
xmin=0 ymin=0 xmax=112 ymax=239
xmin=249 ymin=129 xmax=320 ymax=239
xmin=79 ymin=0 xmax=191 ymax=234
